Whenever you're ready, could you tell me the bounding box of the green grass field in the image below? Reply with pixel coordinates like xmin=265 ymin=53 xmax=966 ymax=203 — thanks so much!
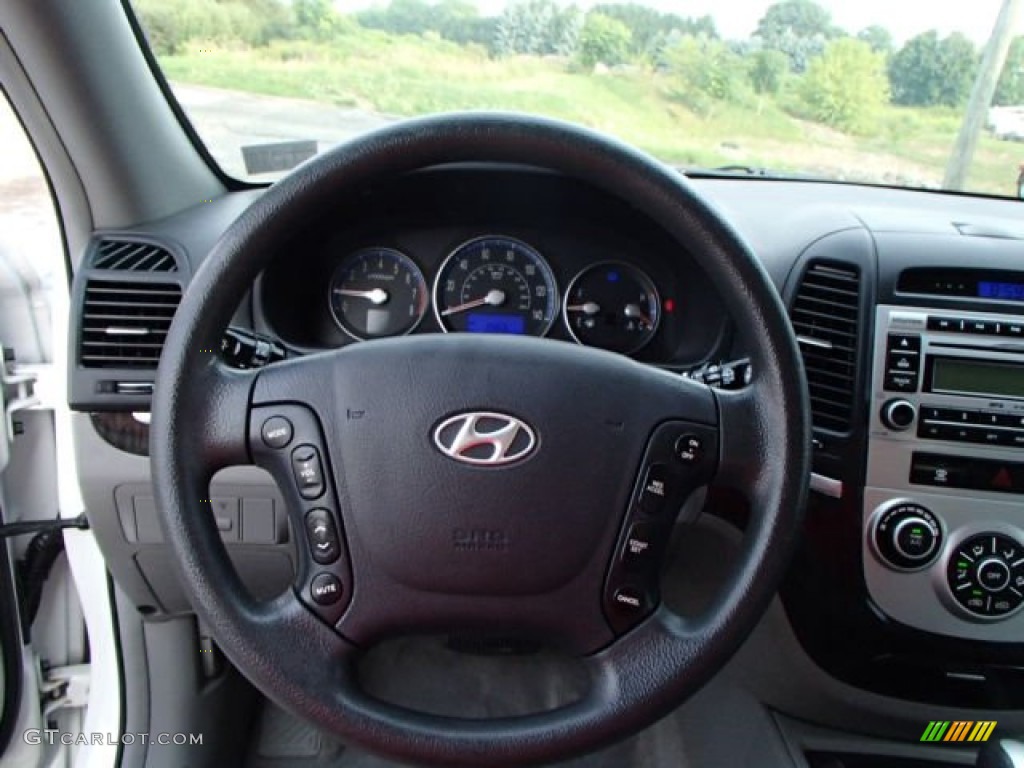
xmin=158 ymin=32 xmax=1024 ymax=197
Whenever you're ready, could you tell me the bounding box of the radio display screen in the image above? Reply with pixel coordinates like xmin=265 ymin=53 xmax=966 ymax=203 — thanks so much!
xmin=931 ymin=357 xmax=1024 ymax=399
xmin=978 ymin=281 xmax=1024 ymax=301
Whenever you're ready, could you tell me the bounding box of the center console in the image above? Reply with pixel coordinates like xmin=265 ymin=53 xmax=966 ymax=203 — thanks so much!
xmin=866 ymin=301 xmax=1024 ymax=641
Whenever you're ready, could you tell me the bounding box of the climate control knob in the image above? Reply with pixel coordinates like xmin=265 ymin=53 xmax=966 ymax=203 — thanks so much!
xmin=881 ymin=399 xmax=916 ymax=431
xmin=948 ymin=533 xmax=1024 ymax=619
xmin=872 ymin=501 xmax=942 ymax=570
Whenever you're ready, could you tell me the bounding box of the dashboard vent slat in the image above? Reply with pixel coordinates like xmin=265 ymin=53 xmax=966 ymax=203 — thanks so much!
xmin=790 ymin=261 xmax=861 ymax=433
xmin=79 ymin=279 xmax=182 ymax=369
xmin=91 ymin=238 xmax=179 ymax=272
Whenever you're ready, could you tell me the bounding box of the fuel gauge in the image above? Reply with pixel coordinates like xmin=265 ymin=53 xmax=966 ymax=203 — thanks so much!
xmin=564 ymin=262 xmax=660 ymax=354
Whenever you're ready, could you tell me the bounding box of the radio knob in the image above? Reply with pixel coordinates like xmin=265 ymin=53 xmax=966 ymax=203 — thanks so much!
xmin=881 ymin=399 xmax=916 ymax=431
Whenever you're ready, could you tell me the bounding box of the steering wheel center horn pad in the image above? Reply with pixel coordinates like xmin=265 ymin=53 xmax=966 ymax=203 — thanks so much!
xmin=151 ymin=113 xmax=809 ymax=766
xmin=248 ymin=334 xmax=718 ymax=652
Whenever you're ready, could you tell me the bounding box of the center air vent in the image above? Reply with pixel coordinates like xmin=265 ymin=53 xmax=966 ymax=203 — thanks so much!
xmin=79 ymin=280 xmax=182 ymax=368
xmin=91 ymin=238 xmax=178 ymax=272
xmin=790 ymin=261 xmax=861 ymax=433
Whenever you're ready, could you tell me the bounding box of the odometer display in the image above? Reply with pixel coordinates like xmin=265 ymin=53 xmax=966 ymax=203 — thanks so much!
xmin=434 ymin=236 xmax=558 ymax=336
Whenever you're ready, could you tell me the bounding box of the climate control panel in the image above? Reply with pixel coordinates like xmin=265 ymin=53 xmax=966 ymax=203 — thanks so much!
xmin=864 ymin=487 xmax=1024 ymax=641
xmin=871 ymin=501 xmax=941 ymax=571
xmin=947 ymin=533 xmax=1024 ymax=619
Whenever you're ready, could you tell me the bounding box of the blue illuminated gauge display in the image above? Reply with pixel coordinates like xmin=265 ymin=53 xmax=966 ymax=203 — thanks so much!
xmin=434 ymin=236 xmax=558 ymax=336
xmin=329 ymin=247 xmax=428 ymax=340
xmin=563 ymin=262 xmax=661 ymax=354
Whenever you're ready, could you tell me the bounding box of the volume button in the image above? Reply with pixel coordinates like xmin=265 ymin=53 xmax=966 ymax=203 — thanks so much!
xmin=881 ymin=399 xmax=916 ymax=431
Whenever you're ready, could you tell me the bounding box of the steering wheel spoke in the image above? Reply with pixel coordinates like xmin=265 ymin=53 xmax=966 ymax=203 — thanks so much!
xmin=186 ymin=359 xmax=258 ymax=472
xmin=602 ymin=417 xmax=718 ymax=634
xmin=247 ymin=398 xmax=355 ymax=627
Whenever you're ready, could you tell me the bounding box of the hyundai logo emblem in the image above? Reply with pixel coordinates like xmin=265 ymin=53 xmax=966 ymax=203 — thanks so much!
xmin=432 ymin=412 xmax=536 ymax=466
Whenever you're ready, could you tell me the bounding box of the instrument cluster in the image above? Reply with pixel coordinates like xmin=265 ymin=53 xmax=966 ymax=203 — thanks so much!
xmin=254 ymin=167 xmax=729 ymax=367
xmin=327 ymin=235 xmax=663 ymax=355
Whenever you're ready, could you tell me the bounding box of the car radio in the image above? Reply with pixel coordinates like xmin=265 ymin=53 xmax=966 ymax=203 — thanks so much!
xmin=864 ymin=304 xmax=1024 ymax=642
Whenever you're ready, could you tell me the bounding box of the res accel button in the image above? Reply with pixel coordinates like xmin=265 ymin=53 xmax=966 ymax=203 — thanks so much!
xmin=638 ymin=464 xmax=671 ymax=515
xmin=291 ymin=444 xmax=325 ymax=500
xmin=261 ymin=416 xmax=293 ymax=449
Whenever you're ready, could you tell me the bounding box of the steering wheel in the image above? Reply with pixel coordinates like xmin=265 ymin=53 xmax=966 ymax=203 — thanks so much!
xmin=151 ymin=113 xmax=810 ymax=767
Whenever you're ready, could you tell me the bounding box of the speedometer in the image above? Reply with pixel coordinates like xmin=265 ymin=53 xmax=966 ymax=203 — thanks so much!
xmin=433 ymin=236 xmax=558 ymax=336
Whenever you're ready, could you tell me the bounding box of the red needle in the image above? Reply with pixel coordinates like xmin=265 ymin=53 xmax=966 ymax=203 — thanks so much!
xmin=440 ymin=289 xmax=506 ymax=317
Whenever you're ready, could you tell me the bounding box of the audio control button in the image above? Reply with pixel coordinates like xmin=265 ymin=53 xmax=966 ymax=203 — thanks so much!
xmin=887 ymin=333 xmax=921 ymax=352
xmin=881 ymin=399 xmax=916 ymax=431
xmin=926 ymin=316 xmax=962 ymax=333
xmin=884 ymin=371 xmax=918 ymax=392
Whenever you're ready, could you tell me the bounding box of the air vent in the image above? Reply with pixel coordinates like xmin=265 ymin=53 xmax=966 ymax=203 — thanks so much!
xmin=790 ymin=261 xmax=861 ymax=433
xmin=79 ymin=280 xmax=182 ymax=368
xmin=91 ymin=238 xmax=178 ymax=272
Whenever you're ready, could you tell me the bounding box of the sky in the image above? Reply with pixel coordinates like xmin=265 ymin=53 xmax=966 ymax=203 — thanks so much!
xmin=341 ymin=0 xmax=1021 ymax=46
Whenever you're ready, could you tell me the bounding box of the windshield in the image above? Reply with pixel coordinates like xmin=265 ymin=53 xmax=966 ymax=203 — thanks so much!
xmin=132 ymin=0 xmax=1024 ymax=198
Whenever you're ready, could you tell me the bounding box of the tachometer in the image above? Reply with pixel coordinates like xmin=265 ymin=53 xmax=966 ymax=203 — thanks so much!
xmin=329 ymin=247 xmax=428 ymax=340
xmin=434 ymin=236 xmax=558 ymax=336
xmin=564 ymin=262 xmax=660 ymax=354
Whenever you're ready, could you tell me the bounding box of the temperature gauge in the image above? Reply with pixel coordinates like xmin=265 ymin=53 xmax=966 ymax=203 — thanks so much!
xmin=329 ymin=247 xmax=428 ymax=340
xmin=564 ymin=262 xmax=660 ymax=354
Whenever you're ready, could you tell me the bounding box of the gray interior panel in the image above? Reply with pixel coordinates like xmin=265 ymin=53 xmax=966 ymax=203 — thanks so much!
xmin=73 ymin=412 xmax=293 ymax=615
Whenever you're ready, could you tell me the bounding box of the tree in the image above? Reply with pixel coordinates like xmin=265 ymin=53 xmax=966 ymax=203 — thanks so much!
xmin=357 ymin=0 xmax=494 ymax=46
xmin=134 ymin=0 xmax=292 ymax=50
xmin=493 ymin=0 xmax=582 ymax=57
xmin=889 ymin=31 xmax=978 ymax=107
xmin=357 ymin=0 xmax=434 ymax=36
xmin=590 ymin=4 xmax=717 ymax=58
xmin=755 ymin=0 xmax=840 ymax=72
xmin=435 ymin=0 xmax=493 ymax=46
xmin=857 ymin=25 xmax=894 ymax=57
xmin=294 ymin=0 xmax=332 ymax=30
xmin=577 ymin=13 xmax=632 ymax=69
xmin=757 ymin=0 xmax=834 ymax=39
xmin=663 ymin=35 xmax=749 ymax=107
xmin=800 ymin=38 xmax=890 ymax=133
xmin=749 ymin=49 xmax=789 ymax=95
xmin=996 ymin=36 xmax=1024 ymax=105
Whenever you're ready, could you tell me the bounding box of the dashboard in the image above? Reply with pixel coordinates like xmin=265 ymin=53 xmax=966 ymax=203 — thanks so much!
xmin=254 ymin=169 xmax=728 ymax=367
xmin=67 ymin=166 xmax=1024 ymax=714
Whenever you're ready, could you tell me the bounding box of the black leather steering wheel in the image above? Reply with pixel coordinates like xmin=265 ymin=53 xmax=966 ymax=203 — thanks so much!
xmin=151 ymin=113 xmax=810 ymax=767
